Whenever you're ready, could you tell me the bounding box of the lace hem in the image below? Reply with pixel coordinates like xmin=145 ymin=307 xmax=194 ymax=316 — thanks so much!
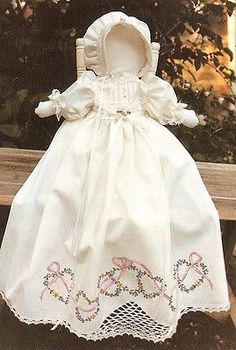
xmin=0 ymin=290 xmax=230 ymax=343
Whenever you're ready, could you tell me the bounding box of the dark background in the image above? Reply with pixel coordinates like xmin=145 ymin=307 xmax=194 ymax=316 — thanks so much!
xmin=0 ymin=0 xmax=235 ymax=163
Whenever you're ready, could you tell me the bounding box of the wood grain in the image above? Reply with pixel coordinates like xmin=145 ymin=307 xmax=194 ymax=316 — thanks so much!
xmin=0 ymin=148 xmax=236 ymax=220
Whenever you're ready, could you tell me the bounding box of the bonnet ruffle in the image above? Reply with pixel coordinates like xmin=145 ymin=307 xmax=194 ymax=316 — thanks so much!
xmin=83 ymin=11 xmax=153 ymax=77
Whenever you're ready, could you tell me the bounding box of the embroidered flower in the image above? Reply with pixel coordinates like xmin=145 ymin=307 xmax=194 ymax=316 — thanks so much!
xmin=40 ymin=252 xmax=212 ymax=323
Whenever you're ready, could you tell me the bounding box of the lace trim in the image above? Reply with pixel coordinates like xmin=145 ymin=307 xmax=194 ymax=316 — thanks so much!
xmin=0 ymin=290 xmax=230 ymax=343
xmin=48 ymin=89 xmax=65 ymax=121
xmin=161 ymin=102 xmax=187 ymax=126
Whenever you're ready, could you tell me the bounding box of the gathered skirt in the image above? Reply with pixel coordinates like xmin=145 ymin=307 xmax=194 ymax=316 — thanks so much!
xmin=0 ymin=111 xmax=229 ymax=342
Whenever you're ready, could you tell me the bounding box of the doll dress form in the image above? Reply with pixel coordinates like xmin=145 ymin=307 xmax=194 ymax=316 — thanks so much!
xmin=0 ymin=12 xmax=230 ymax=343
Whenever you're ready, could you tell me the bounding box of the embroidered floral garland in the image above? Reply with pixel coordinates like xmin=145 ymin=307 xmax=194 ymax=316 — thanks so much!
xmin=40 ymin=262 xmax=74 ymax=304
xmin=173 ymin=252 xmax=213 ymax=293
xmin=40 ymin=252 xmax=213 ymax=323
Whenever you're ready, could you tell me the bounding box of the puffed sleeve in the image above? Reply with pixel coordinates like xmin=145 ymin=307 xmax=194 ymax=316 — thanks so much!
xmin=35 ymin=70 xmax=96 ymax=121
xmin=141 ymin=74 xmax=199 ymax=128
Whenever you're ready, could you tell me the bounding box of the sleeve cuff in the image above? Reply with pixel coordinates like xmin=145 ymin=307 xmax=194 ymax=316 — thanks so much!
xmin=48 ymin=89 xmax=65 ymax=121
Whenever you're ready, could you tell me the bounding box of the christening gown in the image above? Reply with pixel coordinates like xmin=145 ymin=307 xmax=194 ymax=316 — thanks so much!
xmin=0 ymin=11 xmax=230 ymax=343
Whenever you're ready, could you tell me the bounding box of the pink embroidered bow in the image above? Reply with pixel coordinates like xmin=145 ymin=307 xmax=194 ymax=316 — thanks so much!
xmin=40 ymin=261 xmax=70 ymax=301
xmin=40 ymin=261 xmax=97 ymax=314
xmin=112 ymin=257 xmax=133 ymax=270
xmin=179 ymin=252 xmax=213 ymax=289
xmin=40 ymin=251 xmax=214 ymax=322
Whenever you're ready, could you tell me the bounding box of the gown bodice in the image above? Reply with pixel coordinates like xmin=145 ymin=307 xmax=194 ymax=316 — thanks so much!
xmin=94 ymin=74 xmax=144 ymax=116
xmin=41 ymin=70 xmax=198 ymax=128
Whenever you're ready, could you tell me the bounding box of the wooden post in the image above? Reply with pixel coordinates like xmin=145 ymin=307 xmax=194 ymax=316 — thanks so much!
xmin=76 ymin=38 xmax=86 ymax=79
xmin=150 ymin=42 xmax=160 ymax=75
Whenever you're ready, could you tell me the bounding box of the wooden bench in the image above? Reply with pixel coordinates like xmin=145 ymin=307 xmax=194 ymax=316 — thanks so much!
xmin=0 ymin=147 xmax=236 ymax=325
xmin=0 ymin=147 xmax=236 ymax=217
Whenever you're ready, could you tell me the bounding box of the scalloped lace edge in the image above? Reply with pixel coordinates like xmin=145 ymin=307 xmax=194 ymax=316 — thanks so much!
xmin=0 ymin=290 xmax=230 ymax=343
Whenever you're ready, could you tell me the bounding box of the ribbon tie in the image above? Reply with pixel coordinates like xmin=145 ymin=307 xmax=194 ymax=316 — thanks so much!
xmin=179 ymin=252 xmax=213 ymax=289
xmin=40 ymin=261 xmax=70 ymax=301
xmin=48 ymin=89 xmax=66 ymax=121
xmin=99 ymin=256 xmax=171 ymax=301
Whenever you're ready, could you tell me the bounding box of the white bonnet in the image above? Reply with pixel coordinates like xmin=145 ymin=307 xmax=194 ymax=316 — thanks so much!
xmin=83 ymin=11 xmax=157 ymax=77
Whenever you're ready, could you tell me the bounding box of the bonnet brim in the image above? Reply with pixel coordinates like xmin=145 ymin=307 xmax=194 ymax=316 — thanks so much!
xmin=83 ymin=11 xmax=153 ymax=77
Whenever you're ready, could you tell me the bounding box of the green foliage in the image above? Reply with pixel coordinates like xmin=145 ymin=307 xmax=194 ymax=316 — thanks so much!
xmin=0 ymin=0 xmax=235 ymax=163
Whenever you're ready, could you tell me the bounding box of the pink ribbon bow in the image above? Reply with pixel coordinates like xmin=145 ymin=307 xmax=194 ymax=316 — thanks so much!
xmin=99 ymin=256 xmax=170 ymax=301
xmin=40 ymin=261 xmax=70 ymax=301
xmin=179 ymin=252 xmax=213 ymax=289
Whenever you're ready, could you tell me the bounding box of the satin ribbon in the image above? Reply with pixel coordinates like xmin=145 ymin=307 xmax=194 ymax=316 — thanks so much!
xmin=68 ymin=115 xmax=103 ymax=257
xmin=64 ymin=72 xmax=152 ymax=257
xmin=92 ymin=104 xmax=150 ymax=132
xmin=67 ymin=115 xmax=150 ymax=258
xmin=100 ymin=113 xmax=150 ymax=131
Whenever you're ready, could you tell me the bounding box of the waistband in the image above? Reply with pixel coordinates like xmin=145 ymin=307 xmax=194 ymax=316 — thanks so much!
xmin=91 ymin=105 xmax=148 ymax=119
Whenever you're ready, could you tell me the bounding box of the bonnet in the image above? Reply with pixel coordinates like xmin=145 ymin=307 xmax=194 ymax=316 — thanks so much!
xmin=83 ymin=11 xmax=160 ymax=77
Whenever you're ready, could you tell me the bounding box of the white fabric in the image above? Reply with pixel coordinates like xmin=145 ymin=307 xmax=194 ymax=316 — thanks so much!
xmin=142 ymin=73 xmax=199 ymax=127
xmin=83 ymin=11 xmax=152 ymax=77
xmin=0 ymin=11 xmax=229 ymax=344
xmin=105 ymin=24 xmax=148 ymax=76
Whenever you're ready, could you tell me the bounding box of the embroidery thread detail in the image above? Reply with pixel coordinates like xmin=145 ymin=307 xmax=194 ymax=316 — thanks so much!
xmin=173 ymin=252 xmax=213 ymax=293
xmin=40 ymin=261 xmax=74 ymax=303
xmin=40 ymin=253 xmax=213 ymax=322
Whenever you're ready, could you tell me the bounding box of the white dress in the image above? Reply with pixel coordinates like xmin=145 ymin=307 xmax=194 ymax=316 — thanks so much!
xmin=0 ymin=11 xmax=229 ymax=343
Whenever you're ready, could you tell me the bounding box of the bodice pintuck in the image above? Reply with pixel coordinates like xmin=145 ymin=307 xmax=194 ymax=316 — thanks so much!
xmin=94 ymin=73 xmax=144 ymax=116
